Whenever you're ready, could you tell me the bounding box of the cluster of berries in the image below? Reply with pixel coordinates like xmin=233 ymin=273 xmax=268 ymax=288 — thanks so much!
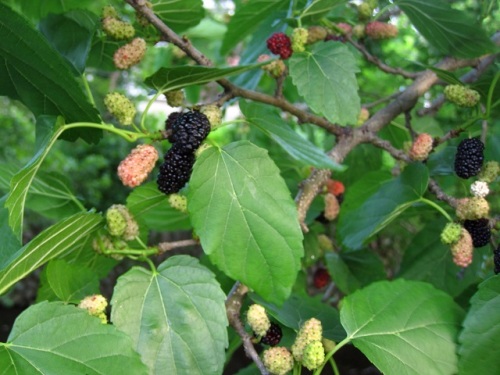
xmin=247 ymin=305 xmax=328 ymax=374
xmin=441 ymin=138 xmax=499 ymax=268
xmin=319 ymin=179 xmax=345 ymax=222
xmin=157 ymin=111 xmax=211 ymax=194
xmin=101 ymin=5 xmax=147 ymax=70
xmin=92 ymin=204 xmax=140 ymax=260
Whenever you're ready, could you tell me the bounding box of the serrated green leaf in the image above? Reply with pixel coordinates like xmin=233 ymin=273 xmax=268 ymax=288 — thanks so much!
xmin=0 ymin=4 xmax=101 ymax=143
xmin=87 ymin=38 xmax=121 ymax=71
xmin=111 ymin=255 xmax=228 ymax=375
xmin=152 ymin=0 xmax=204 ymax=33
xmin=398 ymin=220 xmax=485 ymax=297
xmin=220 ymin=0 xmax=289 ymax=55
xmin=341 ymin=279 xmax=464 ymax=375
xmin=126 ymin=182 xmax=191 ymax=231
xmin=6 ymin=0 xmax=107 ymax=22
xmin=458 ymin=276 xmax=500 ymax=374
xmin=39 ymin=10 xmax=99 ymax=74
xmin=0 ymin=301 xmax=148 ymax=374
xmin=338 ymin=163 xmax=429 ymax=250
xmin=0 ymin=212 xmax=103 ymax=295
xmin=188 ymin=142 xmax=304 ymax=304
xmin=144 ymin=64 xmax=264 ymax=93
xmin=300 ymin=0 xmax=347 ymax=22
xmin=239 ymin=101 xmax=344 ymax=170
xmin=5 ymin=117 xmax=65 ymax=239
xmin=251 ymin=292 xmax=346 ymax=341
xmin=325 ymin=250 xmax=386 ymax=295
xmin=37 ymin=259 xmax=100 ymax=303
xmin=289 ymin=42 xmax=360 ymax=125
xmin=396 ymin=0 xmax=496 ymax=58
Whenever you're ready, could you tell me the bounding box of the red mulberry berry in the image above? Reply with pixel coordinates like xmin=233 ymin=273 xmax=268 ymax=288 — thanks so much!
xmin=313 ymin=268 xmax=331 ymax=289
xmin=117 ymin=144 xmax=159 ymax=188
xmin=266 ymin=32 xmax=293 ymax=60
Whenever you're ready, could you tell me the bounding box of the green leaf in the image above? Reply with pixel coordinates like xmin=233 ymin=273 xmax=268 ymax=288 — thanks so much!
xmin=6 ymin=0 xmax=107 ymax=22
xmin=398 ymin=220 xmax=485 ymax=297
xmin=289 ymin=42 xmax=360 ymax=125
xmin=458 ymin=276 xmax=500 ymax=374
xmin=0 ymin=212 xmax=103 ymax=295
xmin=240 ymin=101 xmax=344 ymax=170
xmin=0 ymin=301 xmax=148 ymax=374
xmin=0 ymin=196 xmax=21 ymax=269
xmin=341 ymin=279 xmax=464 ymax=375
xmin=300 ymin=0 xmax=347 ymax=22
xmin=144 ymin=64 xmax=264 ymax=93
xmin=325 ymin=250 xmax=386 ymax=295
xmin=5 ymin=116 xmax=65 ymax=239
xmin=0 ymin=4 xmax=101 ymax=143
xmin=111 ymin=255 xmax=228 ymax=375
xmin=396 ymin=0 xmax=496 ymax=58
xmin=37 ymin=259 xmax=100 ymax=303
xmin=188 ymin=142 xmax=304 ymax=304
xmin=126 ymin=182 xmax=191 ymax=231
xmin=39 ymin=10 xmax=99 ymax=74
xmin=251 ymin=292 xmax=346 ymax=341
xmin=152 ymin=0 xmax=204 ymax=33
xmin=220 ymin=0 xmax=289 ymax=55
xmin=338 ymin=163 xmax=429 ymax=250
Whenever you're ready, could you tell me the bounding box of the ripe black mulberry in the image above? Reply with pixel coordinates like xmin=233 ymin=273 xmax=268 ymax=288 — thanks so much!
xmin=260 ymin=322 xmax=283 ymax=346
xmin=170 ymin=111 xmax=211 ymax=153
xmin=454 ymin=138 xmax=484 ymax=179
xmin=493 ymin=246 xmax=500 ymax=274
xmin=157 ymin=146 xmax=195 ymax=194
xmin=463 ymin=218 xmax=490 ymax=248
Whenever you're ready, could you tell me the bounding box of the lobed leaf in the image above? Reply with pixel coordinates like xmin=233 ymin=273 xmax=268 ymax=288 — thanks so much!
xmin=0 ymin=301 xmax=148 ymax=374
xmin=289 ymin=42 xmax=360 ymax=125
xmin=111 ymin=255 xmax=228 ymax=375
xmin=188 ymin=142 xmax=304 ymax=304
xmin=341 ymin=279 xmax=464 ymax=375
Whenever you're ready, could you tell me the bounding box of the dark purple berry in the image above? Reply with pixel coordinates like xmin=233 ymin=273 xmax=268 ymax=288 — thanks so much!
xmin=454 ymin=138 xmax=484 ymax=179
xmin=463 ymin=218 xmax=490 ymax=248
xmin=260 ymin=323 xmax=282 ymax=346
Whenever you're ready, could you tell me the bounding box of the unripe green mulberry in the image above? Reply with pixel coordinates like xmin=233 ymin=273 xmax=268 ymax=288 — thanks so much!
xmin=478 ymin=161 xmax=500 ymax=183
xmin=302 ymin=340 xmax=325 ymax=370
xmin=291 ymin=318 xmax=322 ymax=362
xmin=261 ymin=59 xmax=287 ymax=79
xmin=168 ymin=194 xmax=188 ymax=213
xmin=102 ymin=17 xmax=135 ymax=40
xmin=444 ymin=85 xmax=480 ymax=107
xmin=317 ymin=234 xmax=334 ymax=252
xmin=104 ymin=92 xmax=136 ymax=125
xmin=356 ymin=107 xmax=369 ymax=126
xmin=352 ymin=24 xmax=366 ymax=38
xmin=306 ymin=26 xmax=328 ymax=44
xmin=247 ymin=304 xmax=271 ymax=337
xmin=455 ymin=197 xmax=490 ymax=221
xmin=102 ymin=5 xmax=118 ymax=19
xmin=357 ymin=2 xmax=373 ymax=20
xmin=440 ymin=222 xmax=462 ymax=245
xmin=291 ymin=27 xmax=309 ymax=53
xmin=106 ymin=204 xmax=139 ymax=241
xmin=79 ymin=294 xmax=108 ymax=322
xmin=106 ymin=206 xmax=127 ymax=237
xmin=322 ymin=338 xmax=336 ymax=353
xmin=200 ymin=104 xmax=223 ymax=130
xmin=113 ymin=37 xmax=147 ymax=69
xmin=262 ymin=347 xmax=294 ymax=375
xmin=92 ymin=234 xmax=114 ymax=254
xmin=165 ymin=90 xmax=185 ymax=107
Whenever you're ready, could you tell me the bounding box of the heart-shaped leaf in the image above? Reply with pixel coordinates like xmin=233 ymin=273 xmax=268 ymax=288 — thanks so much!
xmin=111 ymin=255 xmax=228 ymax=375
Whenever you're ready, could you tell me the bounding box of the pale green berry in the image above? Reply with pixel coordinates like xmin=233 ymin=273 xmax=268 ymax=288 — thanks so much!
xmin=247 ymin=304 xmax=271 ymax=337
xmin=302 ymin=340 xmax=325 ymax=370
xmin=104 ymin=92 xmax=136 ymax=125
xmin=165 ymin=90 xmax=185 ymax=107
xmin=79 ymin=294 xmax=108 ymax=316
xmin=440 ymin=223 xmax=462 ymax=245
xmin=262 ymin=347 xmax=294 ymax=375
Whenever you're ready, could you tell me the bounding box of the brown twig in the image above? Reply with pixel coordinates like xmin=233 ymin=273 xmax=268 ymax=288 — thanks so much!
xmin=157 ymin=239 xmax=199 ymax=253
xmin=428 ymin=179 xmax=458 ymax=207
xmin=225 ymin=282 xmax=269 ymax=375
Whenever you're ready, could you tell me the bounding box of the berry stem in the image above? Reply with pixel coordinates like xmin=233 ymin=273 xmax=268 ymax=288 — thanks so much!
xmin=140 ymin=90 xmax=164 ymax=131
xmin=419 ymin=198 xmax=453 ymax=222
xmin=313 ymin=336 xmax=351 ymax=375
xmin=329 ymin=357 xmax=340 ymax=375
xmin=63 ymin=122 xmax=149 ymax=142
xmin=81 ymin=73 xmax=97 ymax=108
xmin=485 ymin=71 xmax=500 ymax=118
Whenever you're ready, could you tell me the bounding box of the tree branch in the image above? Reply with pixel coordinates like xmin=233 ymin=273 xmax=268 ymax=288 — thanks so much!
xmin=225 ymin=282 xmax=269 ymax=375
